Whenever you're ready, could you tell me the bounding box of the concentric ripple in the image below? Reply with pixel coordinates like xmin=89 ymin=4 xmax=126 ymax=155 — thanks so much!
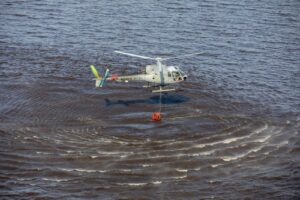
xmin=0 ymin=82 xmax=298 ymax=199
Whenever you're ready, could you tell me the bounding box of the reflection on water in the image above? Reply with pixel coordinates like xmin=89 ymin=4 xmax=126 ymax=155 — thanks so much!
xmin=105 ymin=94 xmax=189 ymax=106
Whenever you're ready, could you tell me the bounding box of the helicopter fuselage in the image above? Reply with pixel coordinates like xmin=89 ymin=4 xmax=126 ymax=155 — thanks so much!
xmin=105 ymin=64 xmax=187 ymax=86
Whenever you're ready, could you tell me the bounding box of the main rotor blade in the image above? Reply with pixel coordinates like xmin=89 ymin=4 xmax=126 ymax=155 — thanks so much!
xmin=114 ymin=50 xmax=155 ymax=60
xmin=161 ymin=52 xmax=205 ymax=61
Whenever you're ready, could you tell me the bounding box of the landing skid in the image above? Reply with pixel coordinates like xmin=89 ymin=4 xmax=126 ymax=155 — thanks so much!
xmin=152 ymin=88 xmax=176 ymax=93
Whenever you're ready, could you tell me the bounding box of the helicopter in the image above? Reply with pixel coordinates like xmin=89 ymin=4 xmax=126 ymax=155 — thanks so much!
xmin=90 ymin=50 xmax=203 ymax=93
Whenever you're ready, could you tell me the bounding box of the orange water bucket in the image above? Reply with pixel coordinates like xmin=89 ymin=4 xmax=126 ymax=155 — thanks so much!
xmin=152 ymin=112 xmax=161 ymax=121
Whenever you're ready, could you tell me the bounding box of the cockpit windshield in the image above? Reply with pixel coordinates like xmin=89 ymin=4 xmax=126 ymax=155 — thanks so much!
xmin=168 ymin=66 xmax=186 ymax=81
xmin=172 ymin=71 xmax=182 ymax=81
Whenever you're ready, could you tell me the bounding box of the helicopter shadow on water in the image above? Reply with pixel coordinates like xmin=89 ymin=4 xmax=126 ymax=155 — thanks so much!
xmin=104 ymin=93 xmax=190 ymax=107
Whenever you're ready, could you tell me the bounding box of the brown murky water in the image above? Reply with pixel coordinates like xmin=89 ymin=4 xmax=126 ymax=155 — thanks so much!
xmin=1 ymin=0 xmax=299 ymax=199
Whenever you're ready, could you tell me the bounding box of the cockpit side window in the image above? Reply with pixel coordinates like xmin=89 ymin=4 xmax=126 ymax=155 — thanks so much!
xmin=168 ymin=72 xmax=171 ymax=77
xmin=172 ymin=71 xmax=180 ymax=77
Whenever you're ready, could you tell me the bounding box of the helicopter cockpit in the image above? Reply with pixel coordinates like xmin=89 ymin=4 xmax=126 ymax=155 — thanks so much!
xmin=167 ymin=66 xmax=187 ymax=82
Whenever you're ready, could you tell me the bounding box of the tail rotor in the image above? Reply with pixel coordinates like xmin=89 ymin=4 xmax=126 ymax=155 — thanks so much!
xmin=90 ymin=65 xmax=109 ymax=87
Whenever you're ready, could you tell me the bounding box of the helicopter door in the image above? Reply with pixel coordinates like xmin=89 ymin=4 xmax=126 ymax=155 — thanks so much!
xmin=166 ymin=71 xmax=172 ymax=82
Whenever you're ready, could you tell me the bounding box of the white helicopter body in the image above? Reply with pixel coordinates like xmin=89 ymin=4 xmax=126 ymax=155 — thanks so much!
xmin=90 ymin=51 xmax=201 ymax=93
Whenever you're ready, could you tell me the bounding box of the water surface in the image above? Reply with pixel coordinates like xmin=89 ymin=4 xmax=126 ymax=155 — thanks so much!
xmin=0 ymin=0 xmax=299 ymax=199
